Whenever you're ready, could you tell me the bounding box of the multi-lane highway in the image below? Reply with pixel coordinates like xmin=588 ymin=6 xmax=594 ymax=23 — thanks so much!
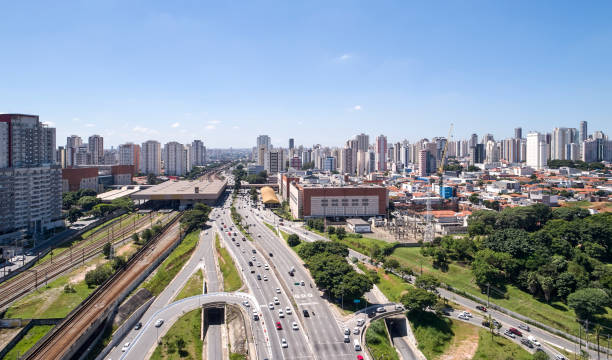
xmin=230 ymin=193 xmax=362 ymax=360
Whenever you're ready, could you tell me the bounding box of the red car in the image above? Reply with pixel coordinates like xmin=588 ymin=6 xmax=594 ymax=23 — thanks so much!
xmin=508 ymin=327 xmax=522 ymax=336
xmin=357 ymin=356 xmax=364 ymax=360
xmin=276 ymin=321 xmax=282 ymax=330
xmin=476 ymin=305 xmax=487 ymax=312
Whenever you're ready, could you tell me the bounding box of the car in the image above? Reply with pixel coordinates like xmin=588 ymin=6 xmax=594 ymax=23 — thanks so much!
xmin=263 ymin=275 xmax=268 ymax=281
xmin=357 ymin=356 xmax=364 ymax=360
xmin=279 ymin=310 xmax=284 ymax=318
xmin=276 ymin=288 xmax=281 ymax=294
xmin=264 ymin=264 xmax=269 ymax=270
xmin=276 ymin=321 xmax=282 ymax=330
xmin=458 ymin=314 xmax=469 ymax=320
xmin=257 ymin=274 xmax=261 ymax=280
xmin=250 ymin=269 xmax=255 ymax=273
xmin=527 ymin=336 xmax=541 ymax=347
xmin=376 ymin=306 xmax=386 ymax=313
xmin=518 ymin=324 xmax=530 ymax=332
xmin=268 ymin=303 xmax=274 ymax=309
xmin=292 ymin=322 xmax=299 ymax=330
xmin=461 ymin=311 xmax=472 ymax=318
xmin=155 ymin=319 xmax=164 ymax=327
xmin=236 ymin=242 xmax=240 ymax=247
xmin=251 ymin=256 xmax=256 ymax=261
xmin=134 ymin=322 xmax=142 ymax=330
xmin=353 ymin=327 xmax=360 ymax=335
xmin=509 ymin=327 xmax=522 ymax=336
xmin=248 ymin=261 xmax=253 ymax=266
xmin=554 ymin=356 xmax=567 ymax=360
xmin=257 ymin=262 xmax=261 ymax=267
xmin=258 ymin=234 xmax=261 ymax=238
xmin=520 ymin=338 xmax=534 ymax=348
xmin=121 ymin=342 xmax=131 ymax=352
xmin=288 ymin=270 xmax=294 ymax=277
xmin=503 ymin=329 xmax=516 ymax=338
xmin=356 ymin=318 xmax=365 ymax=327
xmin=303 ymin=309 xmax=310 ymax=317
xmin=243 ymin=300 xmax=250 ymax=307
xmin=269 ymin=252 xmax=273 ymax=257
xmin=281 ymin=338 xmax=288 ymax=348
xmin=344 ymin=328 xmax=350 ymax=335
xmin=242 ymin=237 xmax=246 ymax=241
xmin=274 ymin=297 xmax=280 ymax=305
xmin=300 ymin=280 xmax=305 ymax=286
xmin=252 ymin=249 xmax=257 ymax=254
xmin=231 ymin=237 xmax=235 ymax=241
xmin=476 ymin=305 xmax=487 ymax=312
xmin=227 ymin=232 xmax=231 ymax=235
xmin=285 ymin=307 xmax=292 ymax=315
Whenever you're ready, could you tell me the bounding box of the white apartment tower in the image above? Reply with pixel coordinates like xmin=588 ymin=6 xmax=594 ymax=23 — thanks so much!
xmin=140 ymin=140 xmax=161 ymax=175
xmin=527 ymin=132 xmax=547 ymax=169
xmin=88 ymin=135 xmax=104 ymax=165
xmin=163 ymin=141 xmax=186 ymax=176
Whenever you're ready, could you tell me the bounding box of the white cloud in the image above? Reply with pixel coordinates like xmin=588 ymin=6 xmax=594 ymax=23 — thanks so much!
xmin=208 ymin=120 xmax=221 ymax=124
xmin=205 ymin=124 xmax=216 ymax=130
xmin=353 ymin=105 xmax=362 ymax=111
xmin=232 ymin=125 xmax=240 ymax=130
xmin=85 ymin=123 xmax=95 ymax=128
xmin=335 ymin=53 xmax=352 ymax=62
xmin=171 ymin=122 xmax=180 ymax=128
xmin=132 ymin=126 xmax=159 ymax=135
xmin=72 ymin=117 xmax=81 ymax=122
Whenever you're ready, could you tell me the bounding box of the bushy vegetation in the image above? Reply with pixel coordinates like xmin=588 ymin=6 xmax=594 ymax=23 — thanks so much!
xmin=365 ymin=319 xmax=399 ymax=360
xmin=421 ymin=204 xmax=612 ymax=322
xmin=180 ymin=203 xmax=211 ymax=232
xmin=297 ymin=241 xmax=372 ymax=301
xmin=90 ymin=197 xmax=134 ymax=217
xmin=547 ymin=159 xmax=605 ymax=171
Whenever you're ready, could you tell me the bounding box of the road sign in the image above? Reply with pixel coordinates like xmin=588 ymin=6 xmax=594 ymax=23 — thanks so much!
xmin=353 ymin=299 xmax=361 ymax=304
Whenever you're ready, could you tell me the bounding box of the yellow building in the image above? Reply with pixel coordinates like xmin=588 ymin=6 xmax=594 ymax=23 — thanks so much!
xmin=260 ymin=186 xmax=280 ymax=207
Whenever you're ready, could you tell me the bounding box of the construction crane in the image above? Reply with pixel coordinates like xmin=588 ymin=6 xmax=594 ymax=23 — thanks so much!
xmin=424 ymin=123 xmax=454 ymax=243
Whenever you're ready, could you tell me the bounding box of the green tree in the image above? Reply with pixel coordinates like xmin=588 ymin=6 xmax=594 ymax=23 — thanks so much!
xmin=567 ymin=288 xmax=610 ymax=320
xmin=415 ymin=274 xmax=440 ymax=292
xmin=102 ymin=242 xmax=112 ymax=259
xmin=287 ymin=234 xmax=301 ymax=247
xmin=78 ymin=196 xmax=100 ymax=211
xmin=400 ymin=288 xmax=437 ymax=312
xmin=131 ymin=232 xmax=140 ymax=244
xmin=67 ymin=207 xmax=83 ymax=223
xmin=141 ymin=228 xmax=153 ymax=242
xmin=327 ymin=226 xmax=336 ymax=235
xmin=335 ymin=272 xmax=373 ymax=301
xmin=336 ymin=227 xmax=346 ymax=239
xmin=383 ymin=258 xmax=400 ymax=271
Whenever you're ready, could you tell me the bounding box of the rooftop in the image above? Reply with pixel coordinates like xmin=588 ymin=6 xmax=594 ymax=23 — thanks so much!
xmin=132 ymin=179 xmax=226 ymax=200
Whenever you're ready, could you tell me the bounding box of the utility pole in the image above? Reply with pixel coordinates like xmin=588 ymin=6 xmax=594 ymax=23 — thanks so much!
xmin=487 ymin=283 xmax=490 ymax=307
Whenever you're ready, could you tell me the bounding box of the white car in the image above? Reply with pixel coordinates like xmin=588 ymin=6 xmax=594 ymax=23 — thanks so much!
xmin=461 ymin=311 xmax=472 ymax=318
xmin=528 ymin=336 xmax=541 ymax=347
xmin=264 ymin=264 xmax=269 ymax=270
xmin=268 ymin=303 xmax=274 ymax=310
xmin=121 ymin=342 xmax=130 ymax=352
xmin=292 ymin=322 xmax=299 ymax=330
xmin=285 ymin=306 xmax=292 ymax=315
xmin=457 ymin=314 xmax=469 ymax=320
xmin=353 ymin=327 xmax=360 ymax=335
xmin=274 ymin=297 xmax=280 ymax=305
xmin=263 ymin=275 xmax=268 ymax=281
xmin=281 ymin=338 xmax=288 ymax=348
xmin=276 ymin=288 xmax=281 ymax=294
xmin=279 ymin=310 xmax=284 ymax=318
xmin=155 ymin=319 xmax=164 ymax=327
xmin=243 ymin=300 xmax=250 ymax=307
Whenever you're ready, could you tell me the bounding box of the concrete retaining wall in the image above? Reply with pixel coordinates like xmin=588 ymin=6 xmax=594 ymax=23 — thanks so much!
xmin=0 ymin=318 xmax=63 ymax=359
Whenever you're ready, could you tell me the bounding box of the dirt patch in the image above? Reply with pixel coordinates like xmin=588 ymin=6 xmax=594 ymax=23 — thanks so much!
xmin=226 ymin=305 xmax=248 ymax=356
xmin=0 ymin=327 xmax=22 ymax=350
xmin=116 ymin=243 xmax=136 ymax=257
xmin=69 ymin=263 xmax=98 ymax=284
xmin=438 ymin=323 xmax=479 ymax=360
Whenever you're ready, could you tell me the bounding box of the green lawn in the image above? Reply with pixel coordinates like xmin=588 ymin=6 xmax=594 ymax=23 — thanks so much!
xmin=390 ymin=246 xmax=612 ymax=340
xmin=175 ymin=269 xmax=203 ymax=301
xmin=142 ymin=230 xmax=200 ymax=296
xmin=4 ymin=258 xmax=103 ymax=319
xmin=472 ymin=329 xmax=533 ymax=360
xmin=229 ymin=353 xmax=246 ymax=360
xmin=150 ymin=309 xmax=202 ymax=360
xmin=3 ymin=325 xmax=54 ymax=359
xmin=408 ymin=311 xmax=455 ymax=359
xmin=357 ymin=263 xmax=412 ymax=302
xmin=365 ymin=319 xmax=399 ymax=360
xmin=215 ymin=234 xmax=242 ymax=291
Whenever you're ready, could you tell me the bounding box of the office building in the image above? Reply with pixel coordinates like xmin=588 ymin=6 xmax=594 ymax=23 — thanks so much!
xmin=191 ymin=140 xmax=206 ymax=166
xmin=355 ymin=133 xmax=369 ymax=152
xmin=514 ymin=127 xmax=522 ymax=139
xmin=264 ymin=149 xmax=285 ymax=174
xmin=289 ymin=138 xmax=294 ymax=150
xmin=140 ymin=140 xmax=161 ymax=175
xmin=527 ymin=132 xmax=547 ymax=169
xmin=323 ymin=156 xmax=336 ymax=172
xmin=579 ymin=121 xmax=588 ymax=143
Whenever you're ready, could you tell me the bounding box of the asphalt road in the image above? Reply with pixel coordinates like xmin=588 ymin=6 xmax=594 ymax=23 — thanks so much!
xmin=201 ymin=221 xmax=222 ymax=360
xmin=233 ymin=196 xmax=361 ymax=360
xmin=217 ymin=201 xmax=314 ymax=360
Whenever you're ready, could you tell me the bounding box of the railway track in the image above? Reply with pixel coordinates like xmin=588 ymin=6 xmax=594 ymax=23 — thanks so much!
xmin=0 ymin=211 xmax=176 ymax=310
xmin=22 ymin=216 xmax=183 ymax=360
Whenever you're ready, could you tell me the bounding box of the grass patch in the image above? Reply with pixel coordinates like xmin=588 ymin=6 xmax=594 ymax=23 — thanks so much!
xmin=215 ymin=234 xmax=242 ymax=292
xmin=408 ymin=311 xmax=455 ymax=359
xmin=4 ymin=257 xmax=104 ymax=319
xmin=230 ymin=353 xmax=246 ymax=360
xmin=472 ymin=329 xmax=533 ymax=360
xmin=389 ymin=247 xmax=612 ymax=340
xmin=151 ymin=309 xmax=202 ymax=360
xmin=357 ymin=263 xmax=412 ymax=302
xmin=175 ymin=269 xmax=203 ymax=301
xmin=142 ymin=230 xmax=199 ymax=296
xmin=3 ymin=325 xmax=53 ymax=359
xmin=365 ymin=319 xmax=399 ymax=360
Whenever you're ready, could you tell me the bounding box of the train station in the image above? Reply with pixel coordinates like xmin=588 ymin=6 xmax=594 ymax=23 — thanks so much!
xmin=130 ymin=179 xmax=227 ymax=209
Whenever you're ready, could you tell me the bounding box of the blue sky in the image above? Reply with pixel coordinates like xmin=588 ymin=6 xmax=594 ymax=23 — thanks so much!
xmin=1 ymin=1 xmax=611 ymax=148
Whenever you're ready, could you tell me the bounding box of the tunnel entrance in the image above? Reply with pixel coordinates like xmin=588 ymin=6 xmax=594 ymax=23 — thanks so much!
xmin=203 ymin=305 xmax=225 ymax=337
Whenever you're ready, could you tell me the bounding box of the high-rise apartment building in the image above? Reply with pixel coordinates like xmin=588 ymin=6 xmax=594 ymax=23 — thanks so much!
xmin=65 ymin=135 xmax=82 ymax=167
xmin=88 ymin=135 xmax=104 ymax=165
xmin=355 ymin=133 xmax=369 ymax=153
xmin=527 ymin=132 xmax=547 ymax=169
xmin=140 ymin=140 xmax=161 ymax=175
xmin=288 ymin=138 xmax=294 ymax=150
xmin=191 ymin=139 xmax=206 ymax=166
xmin=323 ymin=156 xmax=336 ymax=172
xmin=0 ymin=114 xmax=61 ymax=244
xmin=163 ymin=142 xmax=186 ymax=176
xmin=119 ymin=143 xmax=141 ymax=175
xmin=579 ymin=121 xmax=588 ymax=143
xmin=514 ymin=127 xmax=522 ymax=139
xmin=264 ymin=149 xmax=285 ymax=174
xmin=375 ymin=135 xmax=387 ymax=172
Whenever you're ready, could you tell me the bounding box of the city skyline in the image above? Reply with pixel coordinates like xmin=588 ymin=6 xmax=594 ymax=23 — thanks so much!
xmin=1 ymin=1 xmax=611 ymax=147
